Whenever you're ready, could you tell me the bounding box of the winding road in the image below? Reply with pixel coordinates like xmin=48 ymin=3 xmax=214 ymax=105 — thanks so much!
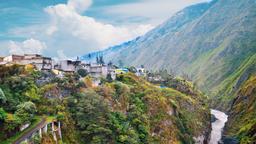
xmin=14 ymin=118 xmax=46 ymax=144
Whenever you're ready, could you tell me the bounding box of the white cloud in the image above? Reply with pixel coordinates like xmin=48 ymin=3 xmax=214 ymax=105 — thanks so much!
xmin=57 ymin=50 xmax=69 ymax=60
xmin=67 ymin=0 xmax=92 ymax=13
xmin=3 ymin=0 xmax=210 ymax=57
xmin=44 ymin=0 xmax=153 ymax=52
xmin=8 ymin=38 xmax=46 ymax=55
xmin=46 ymin=25 xmax=58 ymax=35
xmin=103 ymin=0 xmax=211 ymax=25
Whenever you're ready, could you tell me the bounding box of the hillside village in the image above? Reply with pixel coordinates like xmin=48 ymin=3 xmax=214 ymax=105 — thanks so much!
xmin=0 ymin=54 xmax=146 ymax=86
xmin=0 ymin=60 xmax=211 ymax=144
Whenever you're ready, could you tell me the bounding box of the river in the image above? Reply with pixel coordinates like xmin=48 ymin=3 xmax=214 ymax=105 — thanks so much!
xmin=209 ymin=109 xmax=228 ymax=144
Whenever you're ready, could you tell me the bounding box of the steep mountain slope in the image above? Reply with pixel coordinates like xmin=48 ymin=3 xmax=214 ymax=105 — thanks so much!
xmin=81 ymin=0 xmax=256 ymax=109
xmin=211 ymin=54 xmax=256 ymax=109
xmin=223 ymin=75 xmax=256 ymax=143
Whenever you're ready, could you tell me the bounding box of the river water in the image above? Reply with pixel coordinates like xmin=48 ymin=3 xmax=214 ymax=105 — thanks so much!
xmin=209 ymin=109 xmax=228 ymax=144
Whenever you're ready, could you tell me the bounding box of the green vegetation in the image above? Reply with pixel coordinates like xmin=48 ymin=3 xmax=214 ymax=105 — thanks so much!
xmin=0 ymin=108 xmax=7 ymax=121
xmin=15 ymin=102 xmax=37 ymax=124
xmin=0 ymin=65 xmax=42 ymax=140
xmin=211 ymin=54 xmax=256 ymax=109
xmin=77 ymin=69 xmax=88 ymax=77
xmin=90 ymin=0 xmax=256 ymax=112
xmin=224 ymin=75 xmax=256 ymax=143
xmin=0 ymin=65 xmax=74 ymax=143
xmin=81 ymin=0 xmax=256 ymax=142
xmin=0 ymin=65 xmax=211 ymax=143
xmin=1 ymin=116 xmax=41 ymax=144
xmin=66 ymin=73 xmax=210 ymax=143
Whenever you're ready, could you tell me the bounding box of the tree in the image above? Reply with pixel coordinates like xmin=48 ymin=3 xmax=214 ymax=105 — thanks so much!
xmin=99 ymin=56 xmax=105 ymax=64
xmin=77 ymin=69 xmax=88 ymax=77
xmin=106 ymin=73 xmax=113 ymax=82
xmin=83 ymin=76 xmax=93 ymax=88
xmin=128 ymin=66 xmax=137 ymax=73
xmin=68 ymin=90 xmax=112 ymax=143
xmin=15 ymin=101 xmax=37 ymax=123
xmin=5 ymin=114 xmax=22 ymax=132
xmin=96 ymin=56 xmax=99 ymax=64
xmin=96 ymin=55 xmax=105 ymax=64
xmin=31 ymin=133 xmax=41 ymax=144
xmin=24 ymin=84 xmax=40 ymax=101
xmin=0 ymin=108 xmax=7 ymax=122
xmin=0 ymin=88 xmax=6 ymax=104
xmin=56 ymin=112 xmax=65 ymax=121
xmin=108 ymin=112 xmax=140 ymax=143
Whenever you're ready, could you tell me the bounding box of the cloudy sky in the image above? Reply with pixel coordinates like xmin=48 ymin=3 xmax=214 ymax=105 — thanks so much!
xmin=0 ymin=0 xmax=209 ymax=58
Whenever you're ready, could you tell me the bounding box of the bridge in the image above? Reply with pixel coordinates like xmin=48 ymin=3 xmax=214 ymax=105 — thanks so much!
xmin=14 ymin=118 xmax=62 ymax=144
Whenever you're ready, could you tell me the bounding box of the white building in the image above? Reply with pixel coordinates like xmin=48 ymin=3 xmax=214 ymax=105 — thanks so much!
xmin=22 ymin=54 xmax=52 ymax=70
xmin=107 ymin=65 xmax=116 ymax=80
xmin=54 ymin=60 xmax=81 ymax=72
xmin=136 ymin=67 xmax=146 ymax=77
xmin=3 ymin=54 xmax=24 ymax=62
xmin=88 ymin=63 xmax=108 ymax=78
xmin=3 ymin=54 xmax=52 ymax=70
xmin=77 ymin=63 xmax=116 ymax=79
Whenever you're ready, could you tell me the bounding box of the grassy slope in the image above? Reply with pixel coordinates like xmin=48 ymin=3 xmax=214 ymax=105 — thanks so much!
xmin=185 ymin=31 xmax=256 ymax=108
xmin=98 ymin=0 xmax=256 ymax=111
xmin=223 ymin=75 xmax=256 ymax=143
xmin=211 ymin=54 xmax=256 ymax=110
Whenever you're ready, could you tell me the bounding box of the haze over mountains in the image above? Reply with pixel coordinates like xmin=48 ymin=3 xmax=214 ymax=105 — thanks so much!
xmin=82 ymin=0 xmax=256 ymax=108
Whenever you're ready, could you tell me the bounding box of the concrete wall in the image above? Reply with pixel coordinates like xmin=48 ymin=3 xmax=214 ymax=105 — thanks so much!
xmin=58 ymin=60 xmax=76 ymax=72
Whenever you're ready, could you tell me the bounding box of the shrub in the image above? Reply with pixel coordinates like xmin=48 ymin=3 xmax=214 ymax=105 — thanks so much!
xmin=0 ymin=88 xmax=7 ymax=104
xmin=0 ymin=108 xmax=7 ymax=122
xmin=77 ymin=69 xmax=88 ymax=77
xmin=15 ymin=101 xmax=37 ymax=123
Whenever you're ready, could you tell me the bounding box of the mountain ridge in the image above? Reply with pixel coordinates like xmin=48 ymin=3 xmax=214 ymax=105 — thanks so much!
xmin=81 ymin=0 xmax=256 ymax=110
xmin=81 ymin=0 xmax=218 ymax=63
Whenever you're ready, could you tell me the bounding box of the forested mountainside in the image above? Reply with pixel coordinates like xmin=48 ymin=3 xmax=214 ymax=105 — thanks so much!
xmin=223 ymin=75 xmax=256 ymax=143
xmin=0 ymin=65 xmax=210 ymax=144
xmin=81 ymin=0 xmax=256 ymax=110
